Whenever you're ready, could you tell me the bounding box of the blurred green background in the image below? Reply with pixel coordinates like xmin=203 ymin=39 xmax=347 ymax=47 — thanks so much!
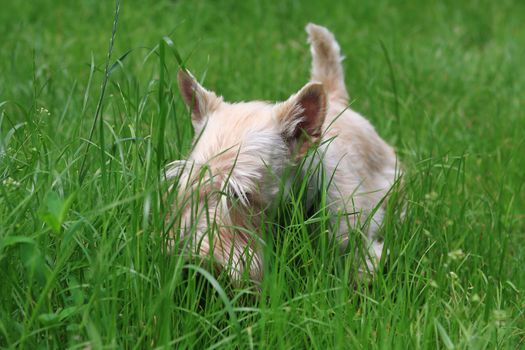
xmin=1 ymin=0 xmax=524 ymax=348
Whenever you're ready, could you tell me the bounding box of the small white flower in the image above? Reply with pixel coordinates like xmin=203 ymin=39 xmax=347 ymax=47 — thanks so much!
xmin=493 ymin=309 xmax=507 ymax=326
xmin=37 ymin=107 xmax=51 ymax=116
xmin=425 ymin=191 xmax=438 ymax=201
xmin=448 ymin=249 xmax=465 ymax=261
xmin=470 ymin=293 xmax=481 ymax=303
xmin=2 ymin=177 xmax=21 ymax=188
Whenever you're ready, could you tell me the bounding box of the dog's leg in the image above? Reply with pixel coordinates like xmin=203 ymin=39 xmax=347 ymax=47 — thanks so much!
xmin=335 ymin=208 xmax=385 ymax=279
xmin=363 ymin=209 xmax=386 ymax=275
xmin=324 ymin=180 xmax=387 ymax=278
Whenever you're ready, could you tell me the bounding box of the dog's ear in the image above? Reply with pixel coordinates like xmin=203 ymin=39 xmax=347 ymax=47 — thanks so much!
xmin=276 ymin=82 xmax=327 ymax=142
xmin=178 ymin=69 xmax=222 ymax=126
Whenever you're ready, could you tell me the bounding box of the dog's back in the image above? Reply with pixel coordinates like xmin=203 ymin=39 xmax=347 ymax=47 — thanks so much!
xmin=306 ymin=24 xmax=400 ymax=272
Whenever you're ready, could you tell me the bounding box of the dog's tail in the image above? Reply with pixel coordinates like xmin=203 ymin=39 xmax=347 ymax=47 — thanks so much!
xmin=306 ymin=23 xmax=349 ymax=103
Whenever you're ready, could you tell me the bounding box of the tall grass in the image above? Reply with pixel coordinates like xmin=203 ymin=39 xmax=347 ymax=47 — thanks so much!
xmin=0 ymin=0 xmax=524 ymax=348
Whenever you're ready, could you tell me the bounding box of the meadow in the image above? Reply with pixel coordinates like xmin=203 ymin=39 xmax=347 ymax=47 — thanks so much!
xmin=1 ymin=0 xmax=524 ymax=348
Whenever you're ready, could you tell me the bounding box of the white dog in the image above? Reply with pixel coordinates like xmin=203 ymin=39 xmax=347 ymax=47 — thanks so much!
xmin=166 ymin=23 xmax=400 ymax=283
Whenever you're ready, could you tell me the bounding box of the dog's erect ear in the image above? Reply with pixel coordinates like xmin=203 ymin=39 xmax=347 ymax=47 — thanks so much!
xmin=276 ymin=82 xmax=327 ymax=141
xmin=178 ymin=69 xmax=222 ymax=125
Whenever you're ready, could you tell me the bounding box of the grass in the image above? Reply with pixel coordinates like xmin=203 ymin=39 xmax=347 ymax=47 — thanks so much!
xmin=1 ymin=0 xmax=524 ymax=348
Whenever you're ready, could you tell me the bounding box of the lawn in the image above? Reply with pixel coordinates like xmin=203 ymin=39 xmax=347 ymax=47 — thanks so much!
xmin=1 ymin=0 xmax=524 ymax=348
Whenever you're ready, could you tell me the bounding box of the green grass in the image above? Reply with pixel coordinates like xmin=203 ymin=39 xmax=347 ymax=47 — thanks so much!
xmin=1 ymin=0 xmax=524 ymax=348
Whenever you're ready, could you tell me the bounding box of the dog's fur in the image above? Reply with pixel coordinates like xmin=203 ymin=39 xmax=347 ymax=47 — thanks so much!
xmin=166 ymin=23 xmax=400 ymax=283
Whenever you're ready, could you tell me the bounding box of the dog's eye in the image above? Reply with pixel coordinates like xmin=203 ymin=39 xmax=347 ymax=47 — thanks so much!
xmin=230 ymin=190 xmax=250 ymax=205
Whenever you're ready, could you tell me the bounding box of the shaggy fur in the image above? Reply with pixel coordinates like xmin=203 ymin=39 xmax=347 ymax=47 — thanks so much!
xmin=166 ymin=23 xmax=400 ymax=283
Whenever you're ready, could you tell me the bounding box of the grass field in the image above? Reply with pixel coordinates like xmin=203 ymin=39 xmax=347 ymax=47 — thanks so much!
xmin=1 ymin=0 xmax=524 ymax=348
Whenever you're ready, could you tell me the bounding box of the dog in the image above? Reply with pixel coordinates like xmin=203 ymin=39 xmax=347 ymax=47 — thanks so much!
xmin=166 ymin=23 xmax=400 ymax=284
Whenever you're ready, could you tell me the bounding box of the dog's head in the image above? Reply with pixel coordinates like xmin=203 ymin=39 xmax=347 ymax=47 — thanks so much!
xmin=166 ymin=69 xmax=326 ymax=281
